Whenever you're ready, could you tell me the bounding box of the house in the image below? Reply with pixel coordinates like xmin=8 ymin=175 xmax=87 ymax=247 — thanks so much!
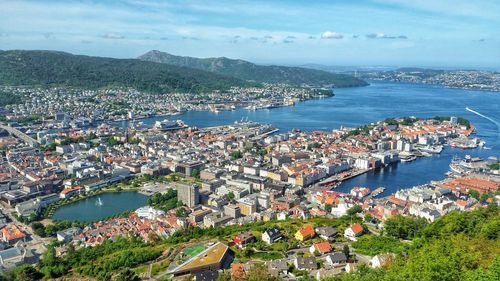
xmin=371 ymin=253 xmax=396 ymax=268
xmin=344 ymin=223 xmax=364 ymax=241
xmin=309 ymin=241 xmax=333 ymax=255
xmin=294 ymin=256 xmax=318 ymax=270
xmin=0 ymin=244 xmax=36 ymax=270
xmin=59 ymin=186 xmax=82 ymax=199
xmin=262 ymin=228 xmax=283 ymax=245
xmin=233 ymin=232 xmax=256 ymax=248
xmin=326 ymin=252 xmax=347 ymax=266
xmin=316 ymin=268 xmax=343 ymax=280
xmin=345 ymin=263 xmax=359 ymax=273
xmin=315 ymin=226 xmax=337 ymax=241
xmin=295 ymin=225 xmax=315 ymax=241
xmin=266 ymin=259 xmax=288 ymax=276
xmin=0 ymin=224 xmax=26 ymax=244
xmin=231 ymin=263 xmax=247 ymax=280
xmin=56 ymin=227 xmax=82 ymax=243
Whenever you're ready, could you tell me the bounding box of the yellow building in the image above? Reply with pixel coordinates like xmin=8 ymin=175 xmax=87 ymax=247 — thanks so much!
xmin=295 ymin=225 xmax=315 ymax=241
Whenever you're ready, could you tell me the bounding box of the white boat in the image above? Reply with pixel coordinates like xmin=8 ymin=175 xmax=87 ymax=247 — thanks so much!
xmin=400 ymin=155 xmax=417 ymax=162
xmin=419 ymin=145 xmax=443 ymax=154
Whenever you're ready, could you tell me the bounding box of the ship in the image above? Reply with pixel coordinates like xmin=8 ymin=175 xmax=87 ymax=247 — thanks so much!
xmin=154 ymin=119 xmax=187 ymax=131
xmin=449 ymin=155 xmax=482 ymax=175
xmin=400 ymin=154 xmax=417 ymax=162
xmin=419 ymin=145 xmax=443 ymax=154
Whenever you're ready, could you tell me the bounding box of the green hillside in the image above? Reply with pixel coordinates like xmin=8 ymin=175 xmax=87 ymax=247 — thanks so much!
xmin=138 ymin=50 xmax=368 ymax=87
xmin=0 ymin=50 xmax=251 ymax=93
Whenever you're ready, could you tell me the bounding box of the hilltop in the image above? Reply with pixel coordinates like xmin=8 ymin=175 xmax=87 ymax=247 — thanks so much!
xmin=138 ymin=50 xmax=368 ymax=87
xmin=0 ymin=50 xmax=251 ymax=93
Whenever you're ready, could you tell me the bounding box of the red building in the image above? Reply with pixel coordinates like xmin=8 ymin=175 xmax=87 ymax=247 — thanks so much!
xmin=233 ymin=231 xmax=256 ymax=248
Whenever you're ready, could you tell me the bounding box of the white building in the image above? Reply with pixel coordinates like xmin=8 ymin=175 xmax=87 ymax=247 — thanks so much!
xmin=135 ymin=206 xmax=165 ymax=220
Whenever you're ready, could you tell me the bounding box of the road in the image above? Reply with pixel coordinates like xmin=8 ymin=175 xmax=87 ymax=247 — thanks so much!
xmin=0 ymin=124 xmax=39 ymax=147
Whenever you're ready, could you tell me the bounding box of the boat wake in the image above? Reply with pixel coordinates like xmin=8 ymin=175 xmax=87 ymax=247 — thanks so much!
xmin=465 ymin=107 xmax=500 ymax=138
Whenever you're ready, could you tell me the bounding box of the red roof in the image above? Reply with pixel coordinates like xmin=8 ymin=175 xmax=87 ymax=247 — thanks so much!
xmin=298 ymin=225 xmax=315 ymax=237
xmin=351 ymin=223 xmax=363 ymax=234
xmin=313 ymin=241 xmax=333 ymax=253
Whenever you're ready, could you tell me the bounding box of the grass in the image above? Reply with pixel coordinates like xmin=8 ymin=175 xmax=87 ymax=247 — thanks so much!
xmin=151 ymin=259 xmax=171 ymax=276
xmin=184 ymin=244 xmax=206 ymax=257
xmin=250 ymin=251 xmax=284 ymax=261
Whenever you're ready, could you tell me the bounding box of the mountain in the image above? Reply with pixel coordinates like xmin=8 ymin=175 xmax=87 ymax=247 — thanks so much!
xmin=138 ymin=50 xmax=368 ymax=87
xmin=0 ymin=50 xmax=251 ymax=93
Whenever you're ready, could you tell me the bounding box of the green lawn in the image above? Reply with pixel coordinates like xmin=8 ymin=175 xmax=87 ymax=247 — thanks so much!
xmin=184 ymin=244 xmax=206 ymax=257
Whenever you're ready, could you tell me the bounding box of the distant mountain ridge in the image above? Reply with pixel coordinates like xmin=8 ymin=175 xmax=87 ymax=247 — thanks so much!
xmin=0 ymin=50 xmax=251 ymax=93
xmin=138 ymin=50 xmax=368 ymax=87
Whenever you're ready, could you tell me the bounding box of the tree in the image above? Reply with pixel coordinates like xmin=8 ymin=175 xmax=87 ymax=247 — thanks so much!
xmin=383 ymin=215 xmax=427 ymax=240
xmin=217 ymin=271 xmax=232 ymax=281
xmin=325 ymin=204 xmax=332 ymax=213
xmin=191 ymin=168 xmax=200 ymax=179
xmin=468 ymin=189 xmax=480 ymax=200
xmin=231 ymin=150 xmax=243 ymax=160
xmin=176 ymin=207 xmax=188 ymax=218
xmin=247 ymin=263 xmax=281 ymax=281
xmin=479 ymin=192 xmax=493 ymax=202
xmin=343 ymin=244 xmax=350 ymax=259
xmin=347 ymin=205 xmax=363 ymax=216
xmin=227 ymin=191 xmax=235 ymax=200
xmin=364 ymin=213 xmax=373 ymax=222
xmin=114 ymin=268 xmax=140 ymax=281
xmin=15 ymin=265 xmax=42 ymax=281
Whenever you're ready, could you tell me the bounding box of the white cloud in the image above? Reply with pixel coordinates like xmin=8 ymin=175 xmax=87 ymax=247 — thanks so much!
xmin=101 ymin=33 xmax=125 ymax=39
xmin=366 ymin=33 xmax=407 ymax=39
xmin=321 ymin=31 xmax=343 ymax=39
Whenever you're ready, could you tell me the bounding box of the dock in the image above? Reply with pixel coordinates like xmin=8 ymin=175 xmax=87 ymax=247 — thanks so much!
xmin=371 ymin=187 xmax=385 ymax=197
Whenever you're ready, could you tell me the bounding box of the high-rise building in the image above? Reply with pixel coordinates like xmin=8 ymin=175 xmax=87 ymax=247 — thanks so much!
xmin=177 ymin=184 xmax=199 ymax=208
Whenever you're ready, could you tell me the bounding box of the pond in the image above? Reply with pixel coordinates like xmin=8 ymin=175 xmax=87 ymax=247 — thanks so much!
xmin=52 ymin=192 xmax=148 ymax=222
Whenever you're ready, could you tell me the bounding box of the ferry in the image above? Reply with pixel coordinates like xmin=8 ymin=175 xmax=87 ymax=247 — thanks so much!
xmin=449 ymin=155 xmax=483 ymax=175
xmin=154 ymin=119 xmax=187 ymax=131
xmin=419 ymin=145 xmax=443 ymax=154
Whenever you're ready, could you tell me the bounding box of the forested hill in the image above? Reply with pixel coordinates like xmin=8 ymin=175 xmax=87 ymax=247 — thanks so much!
xmin=0 ymin=50 xmax=251 ymax=93
xmin=138 ymin=50 xmax=368 ymax=87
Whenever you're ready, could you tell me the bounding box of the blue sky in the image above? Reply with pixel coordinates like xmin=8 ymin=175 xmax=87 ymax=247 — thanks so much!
xmin=0 ymin=0 xmax=499 ymax=68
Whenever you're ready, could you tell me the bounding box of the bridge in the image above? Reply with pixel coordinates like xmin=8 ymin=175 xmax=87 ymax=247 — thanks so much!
xmin=0 ymin=124 xmax=39 ymax=147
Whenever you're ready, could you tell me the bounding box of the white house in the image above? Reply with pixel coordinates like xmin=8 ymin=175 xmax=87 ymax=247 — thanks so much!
xmin=371 ymin=253 xmax=396 ymax=268
xmin=344 ymin=223 xmax=364 ymax=241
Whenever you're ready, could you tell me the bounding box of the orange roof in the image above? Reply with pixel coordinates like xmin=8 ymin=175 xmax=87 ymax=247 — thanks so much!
xmin=0 ymin=224 xmax=26 ymax=242
xmin=231 ymin=263 xmax=247 ymax=279
xmin=351 ymin=223 xmax=363 ymax=235
xmin=445 ymin=177 xmax=499 ymax=193
xmin=313 ymin=241 xmax=333 ymax=253
xmin=298 ymin=225 xmax=315 ymax=237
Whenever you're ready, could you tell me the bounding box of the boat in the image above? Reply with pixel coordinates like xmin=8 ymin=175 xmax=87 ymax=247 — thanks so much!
xmin=400 ymin=155 xmax=417 ymax=162
xmin=421 ymin=151 xmax=433 ymax=157
xmin=419 ymin=145 xmax=443 ymax=154
xmin=371 ymin=187 xmax=385 ymax=197
xmin=154 ymin=119 xmax=186 ymax=130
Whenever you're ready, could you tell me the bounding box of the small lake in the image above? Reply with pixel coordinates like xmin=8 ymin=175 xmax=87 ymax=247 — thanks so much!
xmin=52 ymin=192 xmax=148 ymax=222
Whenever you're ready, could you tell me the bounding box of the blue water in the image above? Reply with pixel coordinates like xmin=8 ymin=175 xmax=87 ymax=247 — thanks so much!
xmin=52 ymin=192 xmax=147 ymax=222
xmin=118 ymin=81 xmax=499 ymax=196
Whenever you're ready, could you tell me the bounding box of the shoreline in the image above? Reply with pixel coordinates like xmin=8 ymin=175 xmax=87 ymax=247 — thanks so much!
xmin=44 ymin=187 xmax=140 ymax=220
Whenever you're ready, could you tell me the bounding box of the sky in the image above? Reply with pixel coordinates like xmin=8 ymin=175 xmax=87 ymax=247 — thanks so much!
xmin=0 ymin=0 xmax=499 ymax=68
